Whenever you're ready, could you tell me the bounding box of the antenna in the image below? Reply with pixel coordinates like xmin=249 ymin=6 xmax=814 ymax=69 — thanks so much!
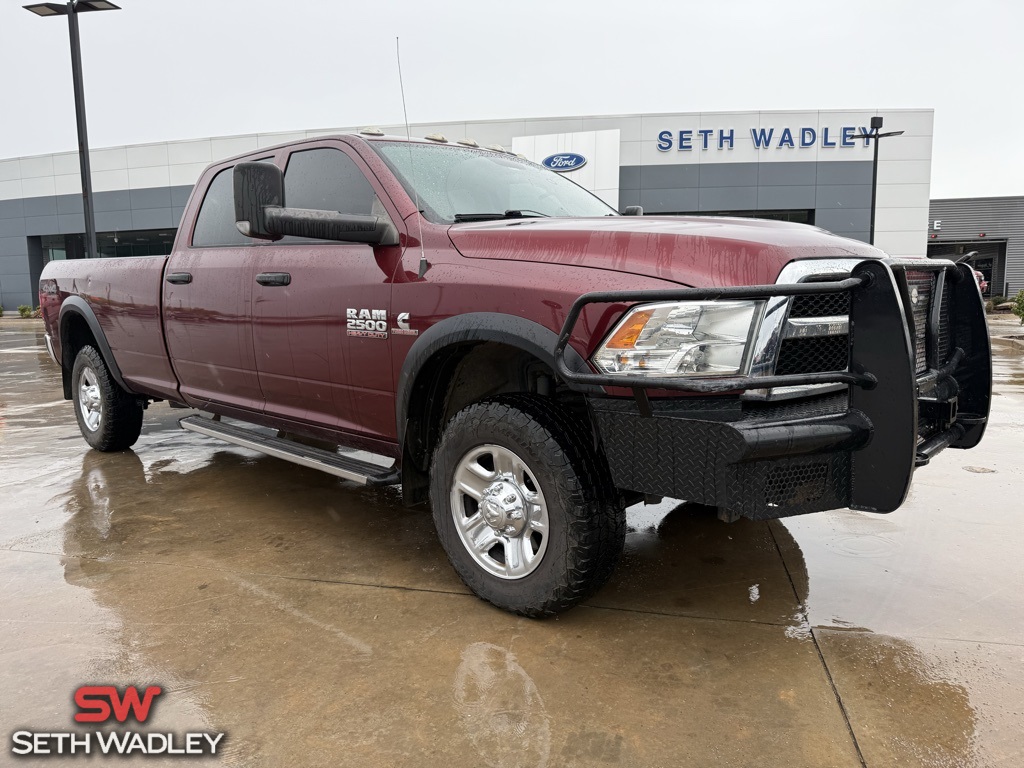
xmin=396 ymin=37 xmax=428 ymax=279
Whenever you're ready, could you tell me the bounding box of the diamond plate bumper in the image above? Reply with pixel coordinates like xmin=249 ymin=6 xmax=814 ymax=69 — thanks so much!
xmin=589 ymin=396 xmax=867 ymax=521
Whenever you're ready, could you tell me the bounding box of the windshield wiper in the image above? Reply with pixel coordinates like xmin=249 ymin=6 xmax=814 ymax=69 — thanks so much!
xmin=453 ymin=209 xmax=551 ymax=223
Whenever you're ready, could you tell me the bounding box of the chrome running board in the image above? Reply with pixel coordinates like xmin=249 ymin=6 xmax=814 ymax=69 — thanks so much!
xmin=179 ymin=415 xmax=399 ymax=486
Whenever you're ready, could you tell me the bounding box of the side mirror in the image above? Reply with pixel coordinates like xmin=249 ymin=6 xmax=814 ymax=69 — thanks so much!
xmin=622 ymin=205 xmax=643 ymax=216
xmin=234 ymin=162 xmax=284 ymax=240
xmin=233 ymin=162 xmax=399 ymax=246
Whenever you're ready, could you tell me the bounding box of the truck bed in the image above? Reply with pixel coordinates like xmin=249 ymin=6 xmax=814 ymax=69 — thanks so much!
xmin=40 ymin=255 xmax=179 ymax=401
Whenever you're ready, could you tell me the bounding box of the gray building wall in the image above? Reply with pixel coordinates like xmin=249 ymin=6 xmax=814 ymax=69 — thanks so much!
xmin=618 ymin=161 xmax=874 ymax=242
xmin=928 ymin=196 xmax=1024 ymax=296
xmin=0 ymin=185 xmax=192 ymax=311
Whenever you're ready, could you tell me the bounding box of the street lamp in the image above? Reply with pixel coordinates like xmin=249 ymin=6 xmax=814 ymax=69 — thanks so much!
xmin=853 ymin=115 xmax=904 ymax=246
xmin=23 ymin=1 xmax=121 ymax=260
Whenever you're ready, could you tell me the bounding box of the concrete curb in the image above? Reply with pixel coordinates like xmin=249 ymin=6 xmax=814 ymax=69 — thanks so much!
xmin=992 ymin=336 xmax=1024 ymax=353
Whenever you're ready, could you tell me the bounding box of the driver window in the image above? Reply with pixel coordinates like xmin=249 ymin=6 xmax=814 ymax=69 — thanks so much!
xmin=284 ymin=148 xmax=378 ymax=214
xmin=280 ymin=147 xmax=388 ymax=244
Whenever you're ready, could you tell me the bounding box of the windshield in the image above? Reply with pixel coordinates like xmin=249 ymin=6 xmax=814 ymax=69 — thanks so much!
xmin=370 ymin=141 xmax=616 ymax=224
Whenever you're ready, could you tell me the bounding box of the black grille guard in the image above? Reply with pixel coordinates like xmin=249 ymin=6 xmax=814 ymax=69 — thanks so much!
xmin=555 ymin=273 xmax=872 ymax=394
xmin=554 ymin=258 xmax=992 ymax=513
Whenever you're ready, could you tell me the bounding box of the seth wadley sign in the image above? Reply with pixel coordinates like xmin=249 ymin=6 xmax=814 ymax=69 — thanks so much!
xmin=656 ymin=126 xmax=875 ymax=151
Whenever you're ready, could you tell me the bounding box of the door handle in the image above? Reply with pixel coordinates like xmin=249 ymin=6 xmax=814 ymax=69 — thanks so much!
xmin=165 ymin=272 xmax=192 ymax=285
xmin=256 ymin=272 xmax=291 ymax=287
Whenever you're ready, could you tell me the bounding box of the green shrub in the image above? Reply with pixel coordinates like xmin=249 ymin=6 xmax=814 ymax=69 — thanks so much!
xmin=990 ymin=295 xmax=1008 ymax=307
xmin=0 ymin=306 xmax=4 ymax=318
xmin=1013 ymin=291 xmax=1024 ymax=326
xmin=17 ymin=304 xmax=32 ymax=318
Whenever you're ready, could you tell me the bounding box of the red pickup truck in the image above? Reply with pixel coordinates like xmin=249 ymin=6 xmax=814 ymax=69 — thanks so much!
xmin=39 ymin=132 xmax=992 ymax=616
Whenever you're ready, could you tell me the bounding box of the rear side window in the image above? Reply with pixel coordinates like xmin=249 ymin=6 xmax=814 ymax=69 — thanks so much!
xmin=192 ymin=167 xmax=248 ymax=247
xmin=284 ymin=148 xmax=376 ymax=215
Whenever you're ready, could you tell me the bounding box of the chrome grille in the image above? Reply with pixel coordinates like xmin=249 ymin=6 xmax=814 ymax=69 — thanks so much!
xmin=753 ymin=259 xmax=956 ymax=401
xmin=906 ymin=271 xmax=934 ymax=374
xmin=775 ymin=336 xmax=848 ymax=376
xmin=938 ymin=279 xmax=953 ymax=364
xmin=788 ymin=292 xmax=850 ymax=318
xmin=775 ymin=277 xmax=851 ymax=377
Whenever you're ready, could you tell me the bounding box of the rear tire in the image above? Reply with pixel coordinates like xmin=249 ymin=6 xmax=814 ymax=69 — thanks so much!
xmin=72 ymin=345 xmax=143 ymax=452
xmin=430 ymin=394 xmax=625 ymax=617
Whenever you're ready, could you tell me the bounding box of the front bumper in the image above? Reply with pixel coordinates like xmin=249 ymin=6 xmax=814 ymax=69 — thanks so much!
xmin=556 ymin=258 xmax=992 ymax=520
xmin=589 ymin=394 xmax=862 ymax=521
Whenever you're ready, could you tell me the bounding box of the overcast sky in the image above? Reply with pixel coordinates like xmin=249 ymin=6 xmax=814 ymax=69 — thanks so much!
xmin=0 ymin=0 xmax=1020 ymax=198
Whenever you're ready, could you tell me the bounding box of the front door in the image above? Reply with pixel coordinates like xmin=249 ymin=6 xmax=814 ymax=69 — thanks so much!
xmin=250 ymin=143 xmax=404 ymax=440
xmin=163 ymin=162 xmax=265 ymax=412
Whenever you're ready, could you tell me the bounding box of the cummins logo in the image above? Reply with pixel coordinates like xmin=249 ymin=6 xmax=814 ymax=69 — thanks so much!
xmin=391 ymin=311 xmax=418 ymax=337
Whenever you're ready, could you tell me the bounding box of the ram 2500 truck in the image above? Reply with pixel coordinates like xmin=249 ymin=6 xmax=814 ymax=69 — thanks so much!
xmin=39 ymin=132 xmax=992 ymax=616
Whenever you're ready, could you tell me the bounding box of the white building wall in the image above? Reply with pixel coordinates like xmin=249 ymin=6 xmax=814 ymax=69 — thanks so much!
xmin=873 ymin=110 xmax=934 ymax=260
xmin=511 ymin=130 xmax=620 ymax=210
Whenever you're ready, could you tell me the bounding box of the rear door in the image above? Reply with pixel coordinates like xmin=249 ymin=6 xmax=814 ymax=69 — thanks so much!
xmin=250 ymin=141 xmax=405 ymax=439
xmin=163 ymin=161 xmax=267 ymax=412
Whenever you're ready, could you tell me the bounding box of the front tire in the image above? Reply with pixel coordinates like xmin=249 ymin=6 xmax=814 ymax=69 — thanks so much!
xmin=430 ymin=395 xmax=625 ymax=617
xmin=72 ymin=345 xmax=143 ymax=452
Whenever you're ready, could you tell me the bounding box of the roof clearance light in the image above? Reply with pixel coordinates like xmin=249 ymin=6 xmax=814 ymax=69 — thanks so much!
xmin=359 ymin=127 xmax=385 ymax=136
xmin=485 ymin=144 xmax=505 ymax=152
xmin=457 ymin=138 xmax=479 ymax=147
xmin=424 ymin=133 xmax=448 ymax=143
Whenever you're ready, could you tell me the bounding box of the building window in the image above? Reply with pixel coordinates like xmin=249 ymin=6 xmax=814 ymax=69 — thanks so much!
xmin=661 ymin=209 xmax=816 ymax=226
xmin=96 ymin=229 xmax=175 ymax=258
xmin=41 ymin=231 xmax=175 ymax=263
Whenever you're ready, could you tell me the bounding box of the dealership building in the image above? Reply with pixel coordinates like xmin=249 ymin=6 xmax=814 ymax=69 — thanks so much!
xmin=0 ymin=108 xmax=945 ymax=311
xmin=926 ymin=196 xmax=1024 ymax=300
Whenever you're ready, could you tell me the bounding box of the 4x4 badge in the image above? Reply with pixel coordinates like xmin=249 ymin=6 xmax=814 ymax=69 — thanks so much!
xmin=391 ymin=312 xmax=418 ymax=337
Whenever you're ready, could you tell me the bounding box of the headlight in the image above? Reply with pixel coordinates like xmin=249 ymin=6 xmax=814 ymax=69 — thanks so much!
xmin=591 ymin=300 xmax=764 ymax=377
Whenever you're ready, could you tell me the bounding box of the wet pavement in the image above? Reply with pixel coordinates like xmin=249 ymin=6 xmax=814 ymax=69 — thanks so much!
xmin=1 ymin=320 xmax=1021 ymax=767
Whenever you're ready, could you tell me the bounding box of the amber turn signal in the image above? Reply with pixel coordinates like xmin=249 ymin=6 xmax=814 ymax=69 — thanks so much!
xmin=604 ymin=310 xmax=653 ymax=349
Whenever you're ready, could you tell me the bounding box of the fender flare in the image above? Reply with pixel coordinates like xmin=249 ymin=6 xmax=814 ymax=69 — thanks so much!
xmin=395 ymin=311 xmax=600 ymax=448
xmin=58 ymin=296 xmax=134 ymax=395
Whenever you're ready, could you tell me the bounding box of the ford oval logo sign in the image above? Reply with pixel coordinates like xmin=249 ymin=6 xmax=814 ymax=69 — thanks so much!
xmin=541 ymin=153 xmax=587 ymax=172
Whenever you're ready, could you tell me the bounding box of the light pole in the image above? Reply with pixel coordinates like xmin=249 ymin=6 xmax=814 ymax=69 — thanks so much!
xmin=853 ymin=115 xmax=904 ymax=246
xmin=23 ymin=1 xmax=121 ymax=260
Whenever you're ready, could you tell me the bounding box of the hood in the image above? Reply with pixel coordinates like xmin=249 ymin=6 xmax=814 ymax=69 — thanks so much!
xmin=447 ymin=216 xmax=886 ymax=287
